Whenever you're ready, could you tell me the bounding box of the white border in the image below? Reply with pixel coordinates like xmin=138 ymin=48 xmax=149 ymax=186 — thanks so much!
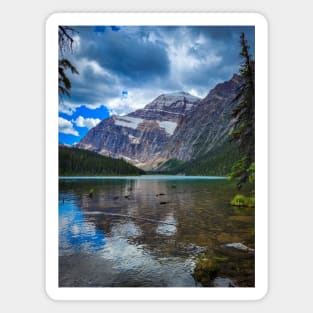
xmin=45 ymin=13 xmax=268 ymax=301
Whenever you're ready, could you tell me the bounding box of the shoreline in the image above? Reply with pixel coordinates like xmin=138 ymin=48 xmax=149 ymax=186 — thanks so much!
xmin=59 ymin=175 xmax=228 ymax=180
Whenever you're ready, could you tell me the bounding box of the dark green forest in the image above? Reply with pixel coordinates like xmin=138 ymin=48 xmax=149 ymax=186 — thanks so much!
xmin=155 ymin=159 xmax=186 ymax=173
xmin=59 ymin=146 xmax=145 ymax=176
xmin=154 ymin=140 xmax=241 ymax=176
xmin=178 ymin=141 xmax=241 ymax=176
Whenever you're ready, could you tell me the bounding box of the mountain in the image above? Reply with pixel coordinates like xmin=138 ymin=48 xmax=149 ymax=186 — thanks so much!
xmin=76 ymin=74 xmax=243 ymax=173
xmin=77 ymin=91 xmax=200 ymax=169
xmin=160 ymin=74 xmax=243 ymax=161
xmin=59 ymin=146 xmax=145 ymax=176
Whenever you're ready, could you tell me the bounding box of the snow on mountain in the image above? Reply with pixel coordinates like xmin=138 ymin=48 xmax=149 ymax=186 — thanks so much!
xmin=145 ymin=91 xmax=200 ymax=111
xmin=114 ymin=116 xmax=144 ymax=129
xmin=158 ymin=121 xmax=177 ymax=135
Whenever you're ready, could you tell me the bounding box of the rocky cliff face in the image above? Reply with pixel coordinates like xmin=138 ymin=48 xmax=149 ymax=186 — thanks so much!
xmin=162 ymin=74 xmax=243 ymax=161
xmin=77 ymin=92 xmax=200 ymax=169
xmin=77 ymin=74 xmax=242 ymax=170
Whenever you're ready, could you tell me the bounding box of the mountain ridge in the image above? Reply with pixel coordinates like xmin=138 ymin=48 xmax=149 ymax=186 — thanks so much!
xmin=160 ymin=74 xmax=243 ymax=162
xmin=76 ymin=74 xmax=242 ymax=171
xmin=76 ymin=91 xmax=201 ymax=168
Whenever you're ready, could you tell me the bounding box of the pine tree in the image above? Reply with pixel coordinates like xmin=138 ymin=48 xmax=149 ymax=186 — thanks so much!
xmin=58 ymin=26 xmax=79 ymax=102
xmin=229 ymin=33 xmax=255 ymax=189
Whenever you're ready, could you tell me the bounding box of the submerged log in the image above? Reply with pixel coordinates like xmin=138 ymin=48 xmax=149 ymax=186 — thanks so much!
xmin=156 ymin=193 xmax=166 ymax=196
xmin=222 ymin=242 xmax=255 ymax=253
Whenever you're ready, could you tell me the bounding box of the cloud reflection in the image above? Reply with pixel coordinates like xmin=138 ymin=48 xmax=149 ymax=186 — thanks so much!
xmin=59 ymin=197 xmax=106 ymax=255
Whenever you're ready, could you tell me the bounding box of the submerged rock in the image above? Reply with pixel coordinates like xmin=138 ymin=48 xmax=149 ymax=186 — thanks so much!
xmin=193 ymin=258 xmax=220 ymax=286
xmin=222 ymin=242 xmax=255 ymax=253
xmin=213 ymin=277 xmax=236 ymax=287
xmin=186 ymin=243 xmax=208 ymax=255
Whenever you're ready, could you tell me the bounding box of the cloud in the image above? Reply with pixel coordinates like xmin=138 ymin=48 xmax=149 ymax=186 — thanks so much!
xmin=60 ymin=56 xmax=121 ymax=111
xmin=150 ymin=26 xmax=248 ymax=94
xmin=105 ymin=87 xmax=184 ymax=115
xmin=74 ymin=116 xmax=101 ymax=129
xmin=60 ymin=26 xmax=254 ymax=116
xmin=59 ymin=117 xmax=79 ymax=136
xmin=78 ymin=27 xmax=170 ymax=82
xmin=59 ymin=100 xmax=79 ymax=116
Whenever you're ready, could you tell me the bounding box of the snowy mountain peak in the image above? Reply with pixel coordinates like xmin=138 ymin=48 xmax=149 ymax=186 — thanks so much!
xmin=145 ymin=91 xmax=200 ymax=111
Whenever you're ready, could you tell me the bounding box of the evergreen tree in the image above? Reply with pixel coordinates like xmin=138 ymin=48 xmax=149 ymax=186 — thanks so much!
xmin=59 ymin=59 xmax=78 ymax=98
xmin=59 ymin=146 xmax=145 ymax=176
xmin=229 ymin=33 xmax=255 ymax=189
xmin=58 ymin=26 xmax=79 ymax=102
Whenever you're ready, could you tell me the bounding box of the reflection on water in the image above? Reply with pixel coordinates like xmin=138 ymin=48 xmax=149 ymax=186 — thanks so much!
xmin=156 ymin=213 xmax=177 ymax=236
xmin=59 ymin=176 xmax=254 ymax=287
xmin=59 ymin=196 xmax=105 ymax=254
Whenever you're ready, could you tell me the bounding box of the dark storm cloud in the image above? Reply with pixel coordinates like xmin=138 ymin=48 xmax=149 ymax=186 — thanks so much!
xmin=60 ymin=25 xmax=255 ymax=115
xmin=76 ymin=26 xmax=170 ymax=82
xmin=61 ymin=55 xmax=120 ymax=107
xmin=186 ymin=25 xmax=255 ymax=56
xmin=154 ymin=25 xmax=254 ymax=92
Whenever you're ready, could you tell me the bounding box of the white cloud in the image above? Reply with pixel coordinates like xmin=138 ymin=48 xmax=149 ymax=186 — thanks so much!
xmin=59 ymin=101 xmax=80 ymax=116
xmin=59 ymin=101 xmax=106 ymax=116
xmin=188 ymin=88 xmax=206 ymax=99
xmin=58 ymin=117 xmax=79 ymax=136
xmin=106 ymin=93 xmax=144 ymax=114
xmin=106 ymin=88 xmax=172 ymax=115
xmin=85 ymin=103 xmax=104 ymax=110
xmin=72 ymin=34 xmax=81 ymax=52
xmin=76 ymin=57 xmax=112 ymax=77
xmin=165 ymin=33 xmax=222 ymax=81
xmin=147 ymin=27 xmax=222 ymax=90
xmin=74 ymin=116 xmax=101 ymax=129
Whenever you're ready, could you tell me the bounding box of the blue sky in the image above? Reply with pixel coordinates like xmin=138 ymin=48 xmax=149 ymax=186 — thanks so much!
xmin=59 ymin=26 xmax=254 ymax=145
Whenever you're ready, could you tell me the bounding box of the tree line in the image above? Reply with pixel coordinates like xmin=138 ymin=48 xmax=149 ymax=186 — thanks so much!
xmin=59 ymin=146 xmax=145 ymax=176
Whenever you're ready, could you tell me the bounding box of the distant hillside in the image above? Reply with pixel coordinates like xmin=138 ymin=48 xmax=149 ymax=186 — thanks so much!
xmin=154 ymin=141 xmax=241 ymax=176
xmin=59 ymin=146 xmax=145 ymax=176
xmin=178 ymin=141 xmax=241 ymax=176
xmin=156 ymin=159 xmax=185 ymax=172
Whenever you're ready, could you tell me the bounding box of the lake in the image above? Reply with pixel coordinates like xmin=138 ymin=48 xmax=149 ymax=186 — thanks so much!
xmin=59 ymin=176 xmax=254 ymax=287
